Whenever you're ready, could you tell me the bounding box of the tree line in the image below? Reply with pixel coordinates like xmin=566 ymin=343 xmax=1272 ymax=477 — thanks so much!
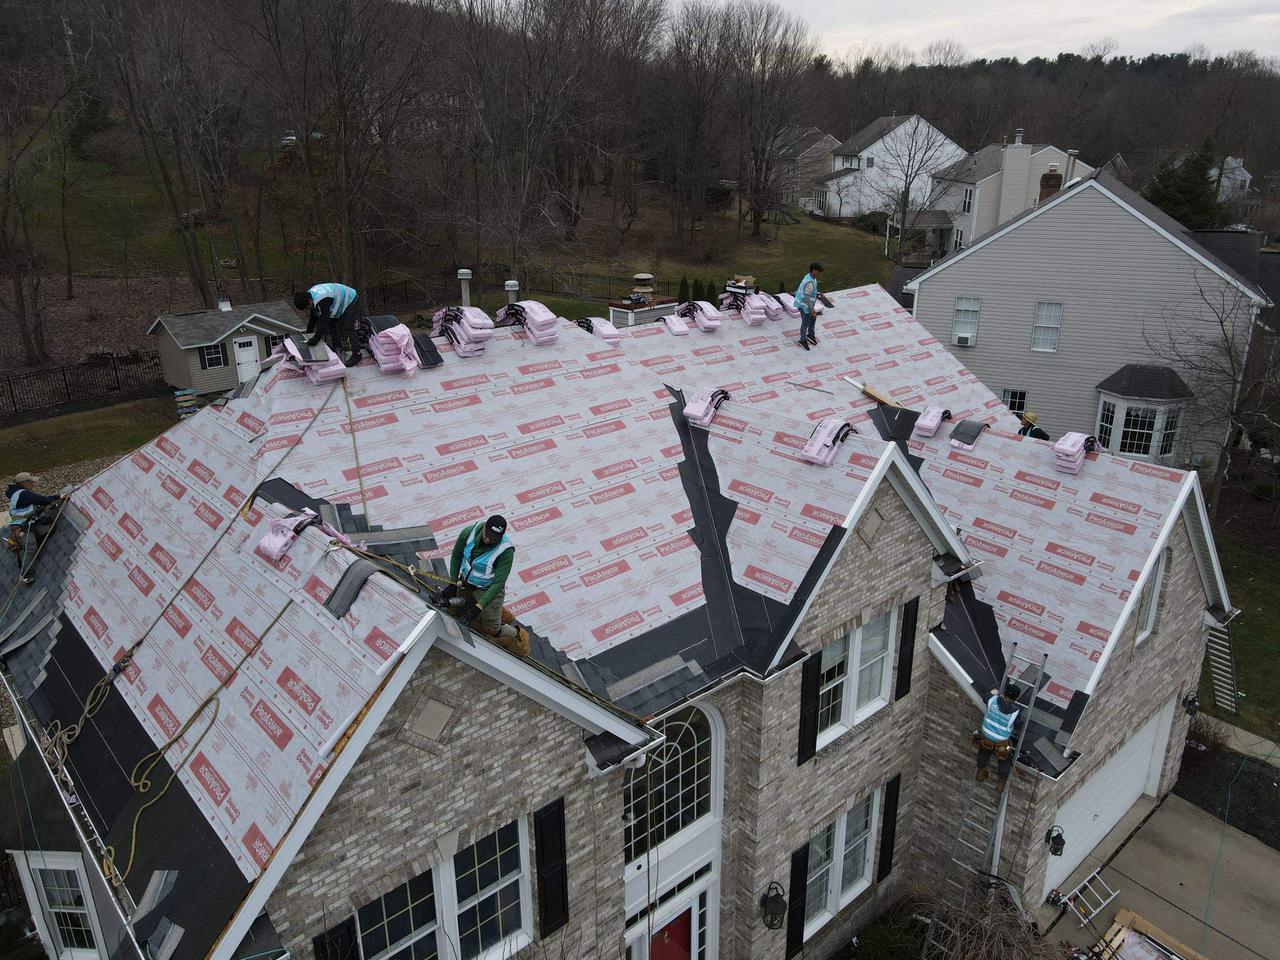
xmin=2 ymin=0 xmax=1278 ymax=366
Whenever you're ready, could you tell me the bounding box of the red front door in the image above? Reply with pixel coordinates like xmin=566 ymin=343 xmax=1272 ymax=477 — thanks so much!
xmin=650 ymin=909 xmax=692 ymax=960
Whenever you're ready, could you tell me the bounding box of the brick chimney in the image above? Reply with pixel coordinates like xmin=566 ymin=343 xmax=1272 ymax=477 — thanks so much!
xmin=1039 ymin=163 xmax=1063 ymax=202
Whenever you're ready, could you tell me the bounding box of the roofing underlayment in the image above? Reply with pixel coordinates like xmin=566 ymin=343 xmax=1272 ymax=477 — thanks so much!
xmin=0 ymin=282 xmax=1225 ymax=960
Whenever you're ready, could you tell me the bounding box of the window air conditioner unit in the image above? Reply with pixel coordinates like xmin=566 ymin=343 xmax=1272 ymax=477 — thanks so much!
xmin=953 ymin=334 xmax=974 ymax=347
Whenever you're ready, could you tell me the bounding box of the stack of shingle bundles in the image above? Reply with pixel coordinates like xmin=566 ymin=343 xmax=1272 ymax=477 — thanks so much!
xmin=1052 ymin=432 xmax=1093 ymax=474
xmin=682 ymin=388 xmax=729 ymax=427
xmin=720 ymin=281 xmax=750 ymax=315
xmin=280 ymin=336 xmax=347 ymax=383
xmin=497 ymin=300 xmax=561 ymax=345
xmin=776 ymin=292 xmax=802 ymax=317
xmin=368 ymin=323 xmax=420 ymax=373
xmin=762 ymin=294 xmax=785 ymax=322
xmin=432 ymin=305 xmax=494 ymax=357
xmin=912 ymin=405 xmax=950 ymax=438
xmin=579 ymin=317 xmax=621 ymax=347
xmin=664 ymin=313 xmax=691 ymax=336
xmin=801 ymin=417 xmax=854 ymax=466
xmin=678 ymin=301 xmax=723 ymax=332
xmin=739 ymin=293 xmax=769 ymax=327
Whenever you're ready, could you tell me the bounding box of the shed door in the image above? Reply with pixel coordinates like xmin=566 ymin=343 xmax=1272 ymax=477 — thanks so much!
xmin=1041 ymin=697 xmax=1175 ymax=897
xmin=233 ymin=337 xmax=260 ymax=383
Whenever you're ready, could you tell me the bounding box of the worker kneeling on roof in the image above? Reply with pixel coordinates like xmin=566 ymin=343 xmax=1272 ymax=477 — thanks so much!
xmin=443 ymin=515 xmax=527 ymax=656
xmin=974 ymin=682 xmax=1022 ymax=791
xmin=6 ymin=472 xmax=66 ymax=584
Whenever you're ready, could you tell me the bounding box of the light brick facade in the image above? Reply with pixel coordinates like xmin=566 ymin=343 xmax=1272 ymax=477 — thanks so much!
xmin=261 ymin=488 xmax=1210 ymax=960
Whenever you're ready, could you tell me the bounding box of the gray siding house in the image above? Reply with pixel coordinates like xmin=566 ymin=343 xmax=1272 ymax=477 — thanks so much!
xmin=777 ymin=127 xmax=840 ymax=209
xmin=148 ymin=300 xmax=307 ymax=394
xmin=905 ymin=172 xmax=1272 ymax=465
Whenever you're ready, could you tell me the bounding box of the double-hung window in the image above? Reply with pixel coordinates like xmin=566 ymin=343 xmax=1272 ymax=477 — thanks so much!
xmin=962 ymin=187 xmax=973 ymax=213
xmin=1097 ymin=400 xmax=1116 ymax=449
xmin=348 ymin=820 xmax=531 ymax=960
xmin=951 ymin=297 xmax=979 ymax=345
xmin=953 ymin=229 xmax=964 ymax=251
xmin=803 ymin=791 xmax=880 ymax=938
xmin=1001 ymin=389 xmax=1027 ymax=415
xmin=814 ymin=610 xmax=894 ymax=745
xmin=1159 ymin=408 xmax=1180 ymax=459
xmin=266 ymin=333 xmax=288 ymax=351
xmin=1031 ymin=302 xmax=1062 ymax=352
xmin=199 ymin=343 xmax=227 ymax=369
xmin=1118 ymin=405 xmax=1158 ymax=456
xmin=1096 ymin=396 xmax=1184 ymax=462
xmin=15 ymin=853 xmax=104 ymax=960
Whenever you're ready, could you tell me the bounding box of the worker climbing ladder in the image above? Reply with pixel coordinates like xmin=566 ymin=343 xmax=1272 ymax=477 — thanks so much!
xmin=921 ymin=644 xmax=1049 ymax=959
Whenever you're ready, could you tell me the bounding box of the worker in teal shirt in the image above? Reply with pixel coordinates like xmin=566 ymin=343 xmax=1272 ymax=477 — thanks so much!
xmin=975 ymin=682 xmax=1022 ymax=790
xmin=795 ymin=261 xmax=823 ymax=350
xmin=443 ymin=515 xmax=526 ymax=654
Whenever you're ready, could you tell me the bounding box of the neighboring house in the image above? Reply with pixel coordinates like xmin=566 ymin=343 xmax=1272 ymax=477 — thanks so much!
xmin=1 ymin=284 xmax=1238 ymax=960
xmin=813 ymin=115 xmax=965 ymax=218
xmin=776 ymin=126 xmax=840 ymax=209
xmin=905 ymin=171 xmax=1272 ymax=465
xmin=147 ymin=300 xmax=307 ymax=394
xmin=932 ymin=130 xmax=1095 ymax=250
xmin=1210 ymin=156 xmax=1252 ymax=203
xmin=1263 ymin=169 xmax=1280 ymax=205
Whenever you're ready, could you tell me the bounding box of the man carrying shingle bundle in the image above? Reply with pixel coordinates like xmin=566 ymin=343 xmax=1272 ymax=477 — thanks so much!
xmin=293 ymin=281 xmax=364 ymax=367
xmin=974 ymin=682 xmax=1022 ymax=790
xmin=442 ymin=514 xmax=530 ymax=657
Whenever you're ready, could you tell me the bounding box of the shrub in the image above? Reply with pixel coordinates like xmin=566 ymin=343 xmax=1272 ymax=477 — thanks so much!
xmin=692 ymin=279 xmax=705 ymax=302
xmin=1184 ymin=712 xmax=1230 ymax=763
xmin=678 ymin=276 xmax=690 ymax=304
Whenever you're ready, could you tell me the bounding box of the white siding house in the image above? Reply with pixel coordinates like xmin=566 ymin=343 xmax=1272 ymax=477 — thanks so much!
xmin=814 ymin=115 xmax=965 ymax=219
xmin=904 ymin=173 xmax=1271 ymax=466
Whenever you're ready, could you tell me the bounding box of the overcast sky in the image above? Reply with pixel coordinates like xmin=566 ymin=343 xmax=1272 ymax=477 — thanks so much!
xmin=797 ymin=0 xmax=1280 ymax=62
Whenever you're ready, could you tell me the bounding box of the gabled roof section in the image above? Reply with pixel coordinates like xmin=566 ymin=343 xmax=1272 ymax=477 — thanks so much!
xmin=148 ymin=300 xmax=307 ymax=348
xmin=904 ymin=172 xmax=1272 ymax=305
xmin=778 ymin=126 xmax=835 ymax=160
xmin=1096 ymin=364 xmax=1195 ymax=401
xmin=834 ymin=115 xmax=912 ymax=156
xmin=934 ymin=142 xmax=1065 ymax=184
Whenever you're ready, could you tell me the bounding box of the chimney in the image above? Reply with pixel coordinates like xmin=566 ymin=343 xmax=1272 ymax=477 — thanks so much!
xmin=1039 ymin=163 xmax=1063 ymax=202
xmin=217 ymin=298 xmax=232 ymax=312
xmin=457 ymin=268 xmax=472 ymax=307
xmin=999 ymin=128 xmax=1033 ymax=223
xmin=1065 ymin=149 xmax=1079 ymax=184
xmin=504 ymin=280 xmax=520 ymax=305
xmin=1014 ymin=128 xmax=1024 ymax=145
xmin=633 ymin=273 xmax=655 ymax=297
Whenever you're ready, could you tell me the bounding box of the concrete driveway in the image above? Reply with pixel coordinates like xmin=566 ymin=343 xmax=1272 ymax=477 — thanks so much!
xmin=1038 ymin=795 xmax=1280 ymax=960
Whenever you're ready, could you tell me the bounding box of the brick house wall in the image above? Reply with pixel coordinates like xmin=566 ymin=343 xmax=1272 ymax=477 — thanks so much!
xmin=914 ymin=520 xmax=1207 ymax=908
xmin=264 ymin=645 xmax=629 ymax=960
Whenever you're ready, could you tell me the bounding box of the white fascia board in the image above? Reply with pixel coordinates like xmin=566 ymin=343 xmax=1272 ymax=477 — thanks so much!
xmin=1089 ymin=180 xmax=1270 ymax=306
xmin=211 ymin=609 xmax=442 ymax=960
xmin=434 ymin=619 xmax=653 ymax=744
xmin=1181 ymin=475 xmax=1232 ymax=615
xmin=764 ymin=443 xmax=897 ymax=673
xmin=186 ymin=316 xmax=308 ymax=350
xmin=903 ymin=178 xmax=1090 ymax=291
xmin=927 ymin=632 xmax=985 ymax=708
xmin=1085 ymin=474 xmax=1197 ymax=696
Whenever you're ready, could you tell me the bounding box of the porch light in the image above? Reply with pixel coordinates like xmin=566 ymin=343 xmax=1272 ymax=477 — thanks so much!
xmin=760 ymin=882 xmax=787 ymax=929
xmin=1044 ymin=825 xmax=1066 ymax=857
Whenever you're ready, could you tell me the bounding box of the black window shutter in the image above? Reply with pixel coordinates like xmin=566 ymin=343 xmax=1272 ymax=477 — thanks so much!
xmin=785 ymin=843 xmax=810 ymax=958
xmin=797 ymin=652 xmax=821 ymax=765
xmin=198 ymin=346 xmax=209 ymax=370
xmin=876 ymin=774 xmax=901 ymax=882
xmin=533 ymin=797 xmax=569 ymax=937
xmin=894 ymin=597 xmax=920 ymax=701
xmin=312 ymin=916 xmax=356 ymax=960
xmin=219 ymin=343 xmax=229 ymax=367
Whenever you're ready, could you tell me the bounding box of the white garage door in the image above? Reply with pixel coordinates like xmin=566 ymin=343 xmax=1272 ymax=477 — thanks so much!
xmin=1042 ymin=698 xmax=1175 ymax=897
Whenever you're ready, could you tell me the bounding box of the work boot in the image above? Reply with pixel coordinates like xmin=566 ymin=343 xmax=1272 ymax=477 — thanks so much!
xmin=344 ymin=351 xmax=363 ymax=367
xmin=798 ymin=339 xmax=810 ymax=351
xmin=996 ymin=775 xmax=1008 ymax=791
xmin=809 ymin=333 xmax=819 ymax=344
xmin=975 ymin=768 xmax=989 ymax=782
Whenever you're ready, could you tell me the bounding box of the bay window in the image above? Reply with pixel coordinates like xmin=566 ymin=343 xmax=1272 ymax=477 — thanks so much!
xmin=1094 ymin=395 xmax=1183 ymax=463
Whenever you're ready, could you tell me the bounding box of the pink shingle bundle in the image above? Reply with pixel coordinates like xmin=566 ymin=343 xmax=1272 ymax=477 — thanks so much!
xmin=579 ymin=317 xmax=621 ymax=347
xmin=913 ymin=406 xmax=950 ymax=438
xmin=1052 ymin=432 xmax=1094 ymax=474
xmin=739 ymin=293 xmax=770 ymax=327
xmin=762 ymin=295 xmax=785 ymax=322
xmin=279 ymin=337 xmax=348 ymax=384
xmin=432 ymin=305 xmax=494 ymax=357
xmin=683 ymin=388 xmax=729 ymax=428
xmin=664 ymin=314 xmax=690 ymax=336
xmin=802 ymin=417 xmax=855 ymax=466
xmin=776 ymin=292 xmax=802 ymax=317
xmin=498 ymin=300 xmax=562 ymax=345
xmin=678 ymin=301 xmax=724 ymax=332
xmin=368 ymin=323 xmax=419 ymax=374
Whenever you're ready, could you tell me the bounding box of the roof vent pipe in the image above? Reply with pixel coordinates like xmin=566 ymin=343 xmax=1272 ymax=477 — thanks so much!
xmin=217 ymin=298 xmax=232 ymax=312
xmin=457 ymin=269 xmax=472 ymax=307
xmin=1014 ymin=128 xmax=1024 ymax=145
xmin=504 ymin=280 xmax=520 ymax=305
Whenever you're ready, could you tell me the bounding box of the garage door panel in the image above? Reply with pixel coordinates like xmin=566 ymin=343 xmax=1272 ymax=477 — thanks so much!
xmin=1042 ymin=699 xmax=1174 ymax=896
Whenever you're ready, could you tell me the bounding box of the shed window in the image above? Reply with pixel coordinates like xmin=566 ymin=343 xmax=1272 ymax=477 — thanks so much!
xmin=199 ymin=343 xmax=228 ymax=369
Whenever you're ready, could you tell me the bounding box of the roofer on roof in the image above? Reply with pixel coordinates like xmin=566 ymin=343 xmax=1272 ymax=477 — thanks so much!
xmin=1017 ymin=412 xmax=1050 ymax=441
xmin=974 ymin=681 xmax=1022 ymax=790
xmin=6 ymin=472 xmax=66 ymax=584
xmin=294 ymin=282 xmax=363 ymax=367
xmin=443 ymin=515 xmax=528 ymax=656
xmin=795 ymin=261 xmax=823 ymax=351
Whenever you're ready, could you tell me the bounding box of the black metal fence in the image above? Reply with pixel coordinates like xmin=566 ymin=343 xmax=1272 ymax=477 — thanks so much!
xmin=0 ymin=353 xmax=164 ymax=416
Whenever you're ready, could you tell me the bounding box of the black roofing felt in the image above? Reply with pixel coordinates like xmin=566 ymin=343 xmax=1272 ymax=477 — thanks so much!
xmin=1096 ymin=364 xmax=1195 ymax=401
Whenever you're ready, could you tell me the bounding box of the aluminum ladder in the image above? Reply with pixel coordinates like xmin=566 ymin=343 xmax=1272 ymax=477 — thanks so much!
xmin=1205 ymin=621 xmax=1241 ymax=714
xmin=921 ymin=646 xmax=1048 ymax=958
xmin=1064 ymin=868 xmax=1119 ymax=927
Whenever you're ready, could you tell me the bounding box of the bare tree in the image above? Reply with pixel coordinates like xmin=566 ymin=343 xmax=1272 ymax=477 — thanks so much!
xmin=869 ymin=115 xmax=960 ymax=260
xmin=1143 ymin=275 xmax=1269 ymax=519
xmin=916 ymin=887 xmax=1060 ymax=960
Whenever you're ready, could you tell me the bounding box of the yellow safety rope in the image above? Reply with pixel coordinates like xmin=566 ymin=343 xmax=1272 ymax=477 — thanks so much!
xmin=340 ymin=379 xmax=371 ymax=522
xmin=99 ymin=598 xmax=295 ymax=887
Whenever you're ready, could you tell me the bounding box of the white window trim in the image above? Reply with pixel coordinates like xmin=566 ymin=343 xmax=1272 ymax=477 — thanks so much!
xmin=953 ymin=229 xmax=964 ymax=251
xmin=1134 ymin=549 xmax=1168 ymax=646
xmin=814 ymin=608 xmax=897 ymax=752
xmin=352 ymin=820 xmax=533 ymax=960
xmin=802 ymin=789 xmax=882 ymax=942
xmin=1095 ymin=395 xmax=1184 ymax=463
xmin=1001 ymin=389 xmax=1027 ymax=415
xmin=623 ymin=868 xmax=719 ymax=960
xmin=199 ymin=343 xmax=227 ymax=368
xmin=10 ymin=850 xmax=107 ymax=960
xmin=951 ymin=297 xmax=979 ymax=346
xmin=1030 ymin=302 xmax=1062 ymax=353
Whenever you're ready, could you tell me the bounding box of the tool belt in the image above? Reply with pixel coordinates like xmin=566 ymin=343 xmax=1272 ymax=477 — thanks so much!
xmin=972 ymin=732 xmax=1013 ymax=759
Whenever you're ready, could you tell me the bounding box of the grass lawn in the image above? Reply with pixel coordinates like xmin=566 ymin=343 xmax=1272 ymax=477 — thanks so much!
xmin=1200 ymin=538 xmax=1280 ymax=742
xmin=0 ymin=396 xmax=178 ymax=479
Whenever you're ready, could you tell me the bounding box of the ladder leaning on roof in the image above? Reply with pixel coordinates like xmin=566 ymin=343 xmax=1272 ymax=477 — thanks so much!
xmin=1204 ymin=620 xmax=1241 ymax=714
xmin=921 ymin=644 xmax=1048 ymax=960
